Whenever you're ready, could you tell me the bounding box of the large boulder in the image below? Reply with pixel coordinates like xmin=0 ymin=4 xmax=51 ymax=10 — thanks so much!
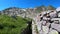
xmin=49 ymin=28 xmax=58 ymax=34
xmin=51 ymin=23 xmax=60 ymax=32
xmin=42 ymin=26 xmax=49 ymax=34
xmin=56 ymin=7 xmax=60 ymax=11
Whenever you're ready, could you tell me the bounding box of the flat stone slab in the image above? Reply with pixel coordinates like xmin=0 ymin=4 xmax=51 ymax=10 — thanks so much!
xmin=42 ymin=26 xmax=49 ymax=34
xmin=51 ymin=18 xmax=60 ymax=21
xmin=51 ymin=23 xmax=60 ymax=32
xmin=49 ymin=29 xmax=58 ymax=34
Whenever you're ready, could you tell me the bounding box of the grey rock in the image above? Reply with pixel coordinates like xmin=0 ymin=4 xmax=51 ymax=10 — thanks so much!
xmin=49 ymin=28 xmax=58 ymax=34
xmin=51 ymin=23 xmax=60 ymax=32
xmin=42 ymin=26 xmax=49 ymax=34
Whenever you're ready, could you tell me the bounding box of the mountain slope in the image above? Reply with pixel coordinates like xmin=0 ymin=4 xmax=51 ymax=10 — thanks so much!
xmin=0 ymin=15 xmax=29 ymax=34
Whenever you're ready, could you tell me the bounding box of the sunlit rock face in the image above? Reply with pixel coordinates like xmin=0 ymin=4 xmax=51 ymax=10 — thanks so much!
xmin=2 ymin=7 xmax=26 ymax=16
xmin=56 ymin=7 xmax=60 ymax=17
xmin=0 ymin=7 xmax=37 ymax=18
xmin=56 ymin=7 xmax=60 ymax=11
xmin=36 ymin=8 xmax=60 ymax=34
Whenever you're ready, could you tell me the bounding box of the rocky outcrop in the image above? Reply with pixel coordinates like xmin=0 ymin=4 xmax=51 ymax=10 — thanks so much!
xmin=36 ymin=7 xmax=60 ymax=34
xmin=0 ymin=7 xmax=37 ymax=18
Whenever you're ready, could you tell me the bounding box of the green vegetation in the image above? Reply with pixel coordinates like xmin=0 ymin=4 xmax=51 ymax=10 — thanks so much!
xmin=47 ymin=5 xmax=56 ymax=10
xmin=36 ymin=5 xmax=56 ymax=13
xmin=0 ymin=15 xmax=30 ymax=34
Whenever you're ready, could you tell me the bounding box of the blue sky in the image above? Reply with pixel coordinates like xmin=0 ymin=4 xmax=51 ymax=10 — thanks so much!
xmin=0 ymin=0 xmax=60 ymax=10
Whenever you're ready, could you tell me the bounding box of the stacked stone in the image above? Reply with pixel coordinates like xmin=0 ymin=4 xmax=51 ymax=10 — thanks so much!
xmin=37 ymin=10 xmax=60 ymax=34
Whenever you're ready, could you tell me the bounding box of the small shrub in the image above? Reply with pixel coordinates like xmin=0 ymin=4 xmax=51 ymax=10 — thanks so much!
xmin=0 ymin=24 xmax=4 ymax=29
xmin=9 ymin=25 xmax=16 ymax=28
xmin=0 ymin=15 xmax=29 ymax=34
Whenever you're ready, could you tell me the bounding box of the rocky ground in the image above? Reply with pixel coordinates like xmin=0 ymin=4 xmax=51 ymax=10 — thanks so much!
xmin=36 ymin=9 xmax=60 ymax=34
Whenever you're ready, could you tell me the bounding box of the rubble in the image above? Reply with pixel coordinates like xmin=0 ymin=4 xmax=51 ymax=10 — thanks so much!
xmin=37 ymin=7 xmax=60 ymax=34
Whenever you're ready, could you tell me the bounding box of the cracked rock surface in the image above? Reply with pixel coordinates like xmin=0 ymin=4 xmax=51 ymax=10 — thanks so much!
xmin=36 ymin=10 xmax=60 ymax=34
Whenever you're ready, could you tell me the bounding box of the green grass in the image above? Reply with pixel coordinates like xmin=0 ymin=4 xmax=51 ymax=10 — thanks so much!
xmin=0 ymin=15 xmax=30 ymax=34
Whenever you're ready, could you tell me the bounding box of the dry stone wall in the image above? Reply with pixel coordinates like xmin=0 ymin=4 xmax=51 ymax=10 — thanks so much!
xmin=36 ymin=10 xmax=60 ymax=34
